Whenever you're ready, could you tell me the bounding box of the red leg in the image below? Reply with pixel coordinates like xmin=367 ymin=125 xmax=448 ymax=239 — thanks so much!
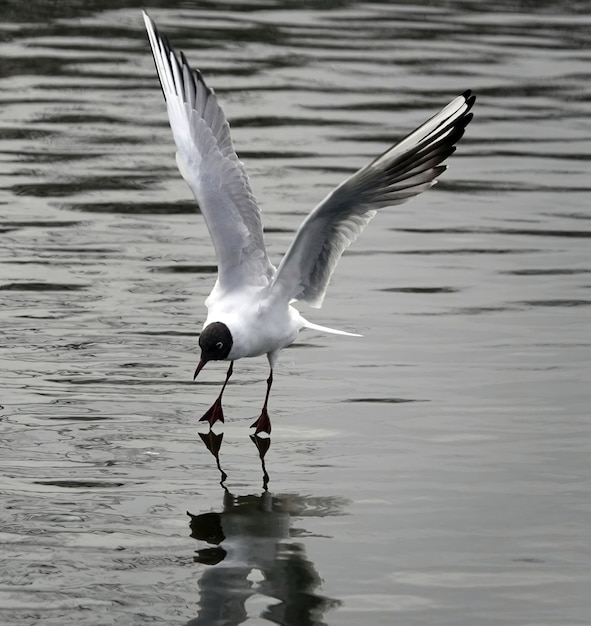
xmin=251 ymin=369 xmax=273 ymax=435
xmin=199 ymin=361 xmax=233 ymax=427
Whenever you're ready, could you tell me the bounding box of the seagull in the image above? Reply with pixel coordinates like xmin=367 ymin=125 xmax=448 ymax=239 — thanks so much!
xmin=142 ymin=11 xmax=475 ymax=435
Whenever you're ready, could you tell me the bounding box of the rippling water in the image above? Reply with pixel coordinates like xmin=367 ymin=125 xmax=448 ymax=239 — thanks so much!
xmin=1 ymin=1 xmax=590 ymax=624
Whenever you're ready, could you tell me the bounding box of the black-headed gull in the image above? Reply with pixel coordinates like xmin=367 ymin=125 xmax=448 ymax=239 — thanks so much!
xmin=142 ymin=12 xmax=475 ymax=434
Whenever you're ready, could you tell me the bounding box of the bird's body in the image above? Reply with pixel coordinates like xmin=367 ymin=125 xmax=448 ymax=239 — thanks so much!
xmin=142 ymin=11 xmax=475 ymax=433
xmin=205 ymin=285 xmax=302 ymax=364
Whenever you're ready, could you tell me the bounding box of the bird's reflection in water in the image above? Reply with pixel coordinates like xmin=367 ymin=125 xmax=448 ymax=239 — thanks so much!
xmin=249 ymin=432 xmax=271 ymax=491
xmin=187 ymin=431 xmax=344 ymax=625
xmin=198 ymin=428 xmax=271 ymax=490
xmin=198 ymin=429 xmax=228 ymax=485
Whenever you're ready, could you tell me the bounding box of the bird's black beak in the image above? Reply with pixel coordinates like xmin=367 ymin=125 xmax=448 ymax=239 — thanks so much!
xmin=193 ymin=358 xmax=208 ymax=380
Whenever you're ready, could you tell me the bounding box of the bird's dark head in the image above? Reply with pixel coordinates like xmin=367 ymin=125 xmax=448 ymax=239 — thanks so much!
xmin=194 ymin=322 xmax=233 ymax=379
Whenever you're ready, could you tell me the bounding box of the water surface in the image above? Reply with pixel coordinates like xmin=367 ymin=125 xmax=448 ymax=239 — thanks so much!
xmin=1 ymin=1 xmax=590 ymax=624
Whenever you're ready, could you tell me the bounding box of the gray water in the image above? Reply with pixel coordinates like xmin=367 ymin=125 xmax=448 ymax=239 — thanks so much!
xmin=1 ymin=1 xmax=590 ymax=624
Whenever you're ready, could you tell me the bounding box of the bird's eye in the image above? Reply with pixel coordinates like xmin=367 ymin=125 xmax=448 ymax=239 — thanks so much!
xmin=216 ymin=341 xmax=223 ymax=350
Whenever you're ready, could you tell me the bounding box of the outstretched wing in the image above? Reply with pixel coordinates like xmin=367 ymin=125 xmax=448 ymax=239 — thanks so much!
xmin=143 ymin=12 xmax=275 ymax=290
xmin=271 ymin=91 xmax=475 ymax=307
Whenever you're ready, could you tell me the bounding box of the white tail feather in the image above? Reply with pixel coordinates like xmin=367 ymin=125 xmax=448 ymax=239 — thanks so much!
xmin=302 ymin=319 xmax=362 ymax=337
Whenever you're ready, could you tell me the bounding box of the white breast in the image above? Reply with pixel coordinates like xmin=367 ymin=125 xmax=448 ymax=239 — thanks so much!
xmin=204 ymin=287 xmax=303 ymax=360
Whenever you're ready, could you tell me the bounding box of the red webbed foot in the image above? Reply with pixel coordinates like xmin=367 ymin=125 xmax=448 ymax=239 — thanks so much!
xmin=250 ymin=408 xmax=271 ymax=435
xmin=199 ymin=397 xmax=225 ymax=427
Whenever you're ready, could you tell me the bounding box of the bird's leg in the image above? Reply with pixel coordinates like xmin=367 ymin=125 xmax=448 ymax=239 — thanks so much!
xmin=199 ymin=361 xmax=233 ymax=427
xmin=251 ymin=369 xmax=273 ymax=435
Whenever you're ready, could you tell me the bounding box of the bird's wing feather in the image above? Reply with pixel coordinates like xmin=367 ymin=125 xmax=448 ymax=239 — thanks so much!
xmin=143 ymin=12 xmax=275 ymax=290
xmin=271 ymin=91 xmax=475 ymax=307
